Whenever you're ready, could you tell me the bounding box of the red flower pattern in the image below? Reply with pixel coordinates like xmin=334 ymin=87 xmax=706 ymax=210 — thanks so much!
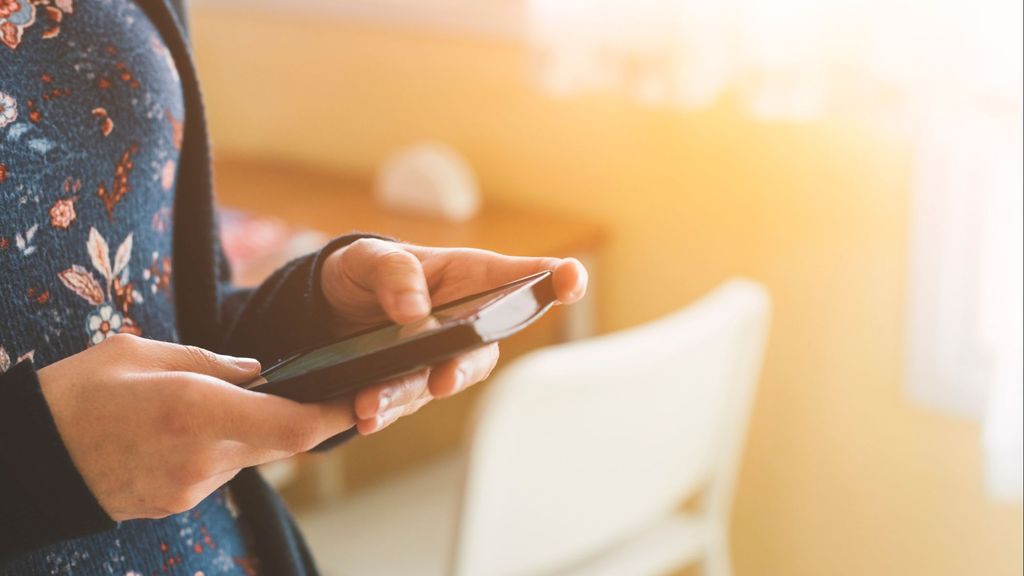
xmin=49 ymin=195 xmax=78 ymax=228
xmin=0 ymin=0 xmax=23 ymax=18
xmin=96 ymin=142 xmax=139 ymax=219
xmin=1 ymin=0 xmax=74 ymax=50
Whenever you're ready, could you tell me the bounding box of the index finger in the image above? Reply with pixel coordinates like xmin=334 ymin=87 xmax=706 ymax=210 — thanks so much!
xmin=412 ymin=247 xmax=589 ymax=305
xmin=199 ymin=377 xmax=356 ymax=453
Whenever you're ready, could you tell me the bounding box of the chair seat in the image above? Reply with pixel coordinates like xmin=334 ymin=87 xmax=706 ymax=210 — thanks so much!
xmin=296 ymin=453 xmax=710 ymax=576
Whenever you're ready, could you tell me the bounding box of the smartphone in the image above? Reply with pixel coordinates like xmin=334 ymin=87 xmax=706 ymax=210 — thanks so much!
xmin=245 ymin=271 xmax=557 ymax=402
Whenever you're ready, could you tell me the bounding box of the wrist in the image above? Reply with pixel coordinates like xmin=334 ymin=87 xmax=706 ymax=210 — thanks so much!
xmin=0 ymin=360 xmax=115 ymax=552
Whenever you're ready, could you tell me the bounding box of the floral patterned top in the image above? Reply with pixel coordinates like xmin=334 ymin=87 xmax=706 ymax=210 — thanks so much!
xmin=1 ymin=1 xmax=259 ymax=574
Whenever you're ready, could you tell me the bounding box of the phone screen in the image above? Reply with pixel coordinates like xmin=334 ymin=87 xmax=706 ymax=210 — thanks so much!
xmin=262 ymin=285 xmax=512 ymax=382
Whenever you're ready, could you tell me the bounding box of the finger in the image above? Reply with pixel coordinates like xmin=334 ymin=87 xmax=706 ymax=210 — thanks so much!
xmin=410 ymin=247 xmax=588 ymax=305
xmin=140 ymin=338 xmax=261 ymax=384
xmin=551 ymin=257 xmax=589 ymax=304
xmin=343 ymin=238 xmax=431 ymax=324
xmin=428 ymin=343 xmax=500 ymax=398
xmin=353 ymin=368 xmax=431 ymax=420
xmin=358 ymin=392 xmax=433 ymax=435
xmin=197 ymin=378 xmax=357 ymax=453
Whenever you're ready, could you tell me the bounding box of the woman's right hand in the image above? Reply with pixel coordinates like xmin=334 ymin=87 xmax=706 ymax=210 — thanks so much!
xmin=36 ymin=334 xmax=357 ymax=522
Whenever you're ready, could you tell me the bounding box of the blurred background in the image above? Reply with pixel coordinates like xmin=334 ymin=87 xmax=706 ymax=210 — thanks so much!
xmin=192 ymin=0 xmax=1023 ymax=574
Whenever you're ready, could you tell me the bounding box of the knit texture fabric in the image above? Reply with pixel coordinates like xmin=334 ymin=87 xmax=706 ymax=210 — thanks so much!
xmin=1 ymin=1 xmax=260 ymax=574
xmin=2 ymin=1 xmax=368 ymax=574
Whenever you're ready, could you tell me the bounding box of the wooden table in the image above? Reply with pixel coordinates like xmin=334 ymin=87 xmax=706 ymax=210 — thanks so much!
xmin=213 ymin=155 xmax=606 ymax=497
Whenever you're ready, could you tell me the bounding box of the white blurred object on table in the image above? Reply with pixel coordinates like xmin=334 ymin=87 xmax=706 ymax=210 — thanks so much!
xmin=375 ymin=141 xmax=481 ymax=222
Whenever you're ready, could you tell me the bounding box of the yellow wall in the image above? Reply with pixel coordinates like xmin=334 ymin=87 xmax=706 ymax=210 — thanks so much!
xmin=190 ymin=10 xmax=1023 ymax=576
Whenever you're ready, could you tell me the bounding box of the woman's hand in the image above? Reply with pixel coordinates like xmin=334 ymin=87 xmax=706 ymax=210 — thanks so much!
xmin=319 ymin=239 xmax=589 ymax=435
xmin=37 ymin=334 xmax=358 ymax=522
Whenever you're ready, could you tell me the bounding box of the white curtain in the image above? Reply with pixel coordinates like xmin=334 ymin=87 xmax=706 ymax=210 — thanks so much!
xmin=527 ymin=0 xmax=1024 ymax=501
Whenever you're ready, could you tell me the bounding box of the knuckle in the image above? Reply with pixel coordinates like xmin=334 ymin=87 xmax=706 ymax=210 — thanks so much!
xmin=348 ymin=237 xmax=387 ymax=261
xmin=348 ymin=236 xmax=372 ymax=250
xmin=378 ymin=249 xmax=416 ymax=271
xmin=105 ymin=332 xmax=139 ymax=350
xmin=407 ymin=399 xmax=430 ymax=416
xmin=349 ymin=237 xmax=376 ymax=253
xmin=401 ymin=369 xmax=430 ymax=390
xmin=183 ymin=345 xmax=219 ymax=371
xmin=389 ymin=373 xmax=427 ymax=403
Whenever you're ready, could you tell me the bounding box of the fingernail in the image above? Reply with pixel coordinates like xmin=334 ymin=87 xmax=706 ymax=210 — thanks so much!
xmin=395 ymin=291 xmax=430 ymax=317
xmin=378 ymin=390 xmax=392 ymax=414
xmin=234 ymin=357 xmax=261 ymax=372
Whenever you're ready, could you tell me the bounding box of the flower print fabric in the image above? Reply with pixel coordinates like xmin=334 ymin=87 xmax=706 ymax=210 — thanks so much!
xmin=58 ymin=227 xmax=146 ymax=342
xmin=85 ymin=301 xmax=122 ymax=344
xmin=0 ymin=89 xmax=16 ymax=126
xmin=0 ymin=0 xmax=179 ymax=367
xmin=1 ymin=1 xmax=260 ymax=574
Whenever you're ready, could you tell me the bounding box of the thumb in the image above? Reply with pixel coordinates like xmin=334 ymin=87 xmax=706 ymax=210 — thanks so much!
xmin=158 ymin=342 xmax=261 ymax=384
xmin=343 ymin=239 xmax=432 ymax=324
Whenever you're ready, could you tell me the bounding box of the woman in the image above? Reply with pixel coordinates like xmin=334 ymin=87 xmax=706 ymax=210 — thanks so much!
xmin=0 ymin=1 xmax=588 ymax=574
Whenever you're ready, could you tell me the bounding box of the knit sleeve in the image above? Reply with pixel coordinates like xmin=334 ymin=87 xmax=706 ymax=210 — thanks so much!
xmin=0 ymin=361 xmax=115 ymax=563
xmin=216 ymin=233 xmax=389 ymax=365
xmin=215 ymin=233 xmax=393 ymax=451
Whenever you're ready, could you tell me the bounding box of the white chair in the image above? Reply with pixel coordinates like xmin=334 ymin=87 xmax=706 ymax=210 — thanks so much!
xmin=298 ymin=279 xmax=772 ymax=576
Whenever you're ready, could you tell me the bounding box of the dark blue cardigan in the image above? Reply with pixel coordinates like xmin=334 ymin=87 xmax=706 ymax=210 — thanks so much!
xmin=0 ymin=1 xmax=364 ymax=572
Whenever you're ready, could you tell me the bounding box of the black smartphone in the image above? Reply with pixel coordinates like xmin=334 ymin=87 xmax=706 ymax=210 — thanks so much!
xmin=245 ymin=271 xmax=557 ymax=402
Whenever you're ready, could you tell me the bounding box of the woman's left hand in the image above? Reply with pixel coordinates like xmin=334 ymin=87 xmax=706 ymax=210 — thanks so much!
xmin=319 ymin=238 xmax=588 ymax=434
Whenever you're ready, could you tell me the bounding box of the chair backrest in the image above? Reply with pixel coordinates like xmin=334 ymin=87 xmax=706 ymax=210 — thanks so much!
xmin=450 ymin=279 xmax=771 ymax=576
